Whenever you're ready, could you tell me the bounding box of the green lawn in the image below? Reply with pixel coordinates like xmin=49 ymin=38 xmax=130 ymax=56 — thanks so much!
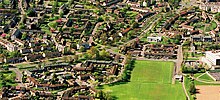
xmin=101 ymin=60 xmax=186 ymax=100
xmin=0 ymin=71 xmax=17 ymax=88
xmin=198 ymin=73 xmax=214 ymax=82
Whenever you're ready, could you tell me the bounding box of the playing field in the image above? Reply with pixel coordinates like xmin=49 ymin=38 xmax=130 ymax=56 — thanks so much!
xmin=102 ymin=60 xmax=186 ymax=100
xmin=196 ymin=86 xmax=220 ymax=100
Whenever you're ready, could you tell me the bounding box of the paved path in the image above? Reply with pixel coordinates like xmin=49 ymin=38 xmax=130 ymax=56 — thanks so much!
xmin=197 ymin=73 xmax=206 ymax=79
xmin=172 ymin=45 xmax=183 ymax=84
xmin=9 ymin=68 xmax=24 ymax=87
xmin=191 ymin=76 xmax=220 ymax=84
xmin=176 ymin=45 xmax=183 ymax=74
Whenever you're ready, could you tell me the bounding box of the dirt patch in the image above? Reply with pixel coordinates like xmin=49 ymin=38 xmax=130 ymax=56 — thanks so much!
xmin=196 ymin=85 xmax=220 ymax=100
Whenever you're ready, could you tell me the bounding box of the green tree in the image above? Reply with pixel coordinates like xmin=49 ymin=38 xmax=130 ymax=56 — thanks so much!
xmin=73 ymin=55 xmax=79 ymax=62
xmin=59 ymin=11 xmax=64 ymax=18
xmin=26 ymin=9 xmax=36 ymax=17
xmin=132 ymin=22 xmax=139 ymax=28
xmin=21 ymin=32 xmax=27 ymax=40
xmin=9 ymin=51 xmax=21 ymax=58
xmin=97 ymin=17 xmax=104 ymax=22
xmin=189 ymin=81 xmax=196 ymax=94
xmin=99 ymin=49 xmax=110 ymax=60
xmin=0 ymin=73 xmax=4 ymax=80
xmin=86 ymin=47 xmax=100 ymax=60
xmin=1 ymin=80 xmax=6 ymax=87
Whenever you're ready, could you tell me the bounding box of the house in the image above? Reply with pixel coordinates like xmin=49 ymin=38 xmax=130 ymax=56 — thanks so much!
xmin=190 ymin=30 xmax=200 ymax=35
xmin=203 ymin=36 xmax=212 ymax=42
xmin=4 ymin=57 xmax=25 ymax=63
xmin=20 ymin=48 xmax=31 ymax=54
xmin=42 ymin=52 xmax=61 ymax=58
xmin=182 ymin=25 xmax=194 ymax=31
xmin=74 ymin=5 xmax=84 ymax=8
xmin=135 ymin=12 xmax=155 ymax=22
xmin=14 ymin=38 xmax=25 ymax=46
xmin=127 ymin=51 xmax=142 ymax=57
xmin=174 ymin=75 xmax=183 ymax=82
xmin=122 ymin=28 xmax=131 ymax=34
xmin=78 ymin=74 xmax=91 ymax=81
xmin=25 ymin=54 xmax=44 ymax=62
xmin=147 ymin=36 xmax=162 ymax=42
xmin=191 ymin=35 xmax=203 ymax=42
xmin=210 ymin=30 xmax=217 ymax=37
xmin=11 ymin=29 xmax=22 ymax=40
xmin=31 ymin=46 xmax=42 ymax=52
xmin=191 ymin=35 xmax=212 ymax=42
xmin=0 ymin=38 xmax=17 ymax=52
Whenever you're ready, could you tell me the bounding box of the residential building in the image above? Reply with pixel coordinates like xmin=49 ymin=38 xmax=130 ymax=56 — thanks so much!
xmin=147 ymin=36 xmax=162 ymax=42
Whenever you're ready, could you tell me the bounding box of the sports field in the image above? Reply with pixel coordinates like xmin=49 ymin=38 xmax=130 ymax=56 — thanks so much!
xmin=196 ymin=86 xmax=220 ymax=100
xmin=102 ymin=60 xmax=186 ymax=100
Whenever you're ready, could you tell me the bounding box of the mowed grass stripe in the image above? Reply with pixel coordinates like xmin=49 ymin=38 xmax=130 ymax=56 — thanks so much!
xmin=131 ymin=60 xmax=173 ymax=84
xmin=102 ymin=60 xmax=185 ymax=100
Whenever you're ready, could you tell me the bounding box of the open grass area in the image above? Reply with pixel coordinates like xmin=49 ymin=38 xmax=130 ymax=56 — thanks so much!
xmin=0 ymin=71 xmax=17 ymax=88
xmin=198 ymin=73 xmax=214 ymax=82
xmin=194 ymin=80 xmax=220 ymax=85
xmin=100 ymin=60 xmax=186 ymax=100
xmin=15 ymin=63 xmax=37 ymax=70
xmin=193 ymin=21 xmax=217 ymax=32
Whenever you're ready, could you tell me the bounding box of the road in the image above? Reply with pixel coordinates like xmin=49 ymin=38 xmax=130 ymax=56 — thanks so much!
xmin=122 ymin=14 xmax=162 ymax=46
xmin=18 ymin=0 xmax=25 ymax=27
xmin=18 ymin=0 xmax=25 ymax=14
xmin=176 ymin=45 xmax=183 ymax=74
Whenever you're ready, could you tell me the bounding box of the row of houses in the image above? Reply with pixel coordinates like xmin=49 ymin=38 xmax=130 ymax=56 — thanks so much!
xmin=4 ymin=52 xmax=61 ymax=63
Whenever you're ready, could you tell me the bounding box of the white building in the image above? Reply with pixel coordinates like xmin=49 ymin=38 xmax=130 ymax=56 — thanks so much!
xmin=147 ymin=36 xmax=162 ymax=42
xmin=203 ymin=51 xmax=220 ymax=70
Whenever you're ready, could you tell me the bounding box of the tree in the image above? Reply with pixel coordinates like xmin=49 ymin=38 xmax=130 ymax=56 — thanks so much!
xmin=0 ymin=73 xmax=4 ymax=80
xmin=26 ymin=9 xmax=36 ymax=17
xmin=97 ymin=17 xmax=104 ymax=22
xmin=132 ymin=22 xmax=139 ymax=28
xmin=215 ymin=12 xmax=220 ymax=21
xmin=51 ymin=73 xmax=58 ymax=84
xmin=68 ymin=0 xmax=74 ymax=7
xmin=21 ymin=32 xmax=27 ymax=40
xmin=86 ymin=47 xmax=100 ymax=60
xmin=73 ymin=55 xmax=79 ymax=62
xmin=2 ymin=64 xmax=9 ymax=70
xmin=1 ymin=80 xmax=6 ymax=87
xmin=79 ymin=46 xmax=85 ymax=52
xmin=52 ymin=1 xmax=58 ymax=14
xmin=127 ymin=31 xmax=133 ymax=39
xmin=59 ymin=11 xmax=64 ymax=18
xmin=19 ymin=23 xmax=25 ymax=29
xmin=9 ymin=51 xmax=21 ymax=58
xmin=99 ymin=49 xmax=110 ymax=60
xmin=189 ymin=81 xmax=196 ymax=94
xmin=121 ymin=70 xmax=129 ymax=81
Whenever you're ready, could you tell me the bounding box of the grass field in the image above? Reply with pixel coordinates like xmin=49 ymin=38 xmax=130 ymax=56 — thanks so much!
xmin=0 ymin=71 xmax=17 ymax=88
xmin=198 ymin=73 xmax=214 ymax=82
xmin=101 ymin=60 xmax=186 ymax=100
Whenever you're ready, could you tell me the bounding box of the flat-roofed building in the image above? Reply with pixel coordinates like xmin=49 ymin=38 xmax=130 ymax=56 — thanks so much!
xmin=203 ymin=50 xmax=220 ymax=69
